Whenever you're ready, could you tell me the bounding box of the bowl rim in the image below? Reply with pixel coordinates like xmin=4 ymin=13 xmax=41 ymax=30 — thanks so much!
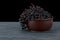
xmin=28 ymin=17 xmax=53 ymax=21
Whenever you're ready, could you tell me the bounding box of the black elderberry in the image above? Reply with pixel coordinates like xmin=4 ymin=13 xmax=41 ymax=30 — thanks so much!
xmin=19 ymin=3 xmax=52 ymax=30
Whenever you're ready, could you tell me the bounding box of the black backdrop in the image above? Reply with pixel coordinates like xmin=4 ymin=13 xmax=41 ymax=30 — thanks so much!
xmin=0 ymin=0 xmax=60 ymax=22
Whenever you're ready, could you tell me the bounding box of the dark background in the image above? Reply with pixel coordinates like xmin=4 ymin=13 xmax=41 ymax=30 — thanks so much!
xmin=0 ymin=0 xmax=59 ymax=22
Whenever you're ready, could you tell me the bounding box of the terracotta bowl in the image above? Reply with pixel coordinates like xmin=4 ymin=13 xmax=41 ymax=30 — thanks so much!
xmin=28 ymin=18 xmax=53 ymax=31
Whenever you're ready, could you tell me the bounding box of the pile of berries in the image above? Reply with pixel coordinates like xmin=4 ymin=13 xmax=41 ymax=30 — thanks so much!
xmin=19 ymin=3 xmax=52 ymax=30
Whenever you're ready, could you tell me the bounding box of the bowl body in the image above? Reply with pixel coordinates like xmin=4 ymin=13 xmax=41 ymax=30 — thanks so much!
xmin=28 ymin=18 xmax=53 ymax=31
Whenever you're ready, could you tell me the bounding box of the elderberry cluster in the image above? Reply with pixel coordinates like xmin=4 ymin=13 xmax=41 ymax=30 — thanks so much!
xmin=19 ymin=3 xmax=52 ymax=30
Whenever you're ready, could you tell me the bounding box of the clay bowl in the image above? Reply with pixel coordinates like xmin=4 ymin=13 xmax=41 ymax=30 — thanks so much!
xmin=28 ymin=18 xmax=53 ymax=31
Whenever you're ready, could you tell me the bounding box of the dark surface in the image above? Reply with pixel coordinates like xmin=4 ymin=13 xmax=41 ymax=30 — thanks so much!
xmin=0 ymin=22 xmax=60 ymax=40
xmin=0 ymin=0 xmax=59 ymax=21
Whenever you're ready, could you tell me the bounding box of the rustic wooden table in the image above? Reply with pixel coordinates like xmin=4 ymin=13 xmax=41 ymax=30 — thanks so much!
xmin=0 ymin=22 xmax=60 ymax=40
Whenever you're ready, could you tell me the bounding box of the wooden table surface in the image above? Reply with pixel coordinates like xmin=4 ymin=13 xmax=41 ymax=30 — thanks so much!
xmin=0 ymin=22 xmax=60 ymax=40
